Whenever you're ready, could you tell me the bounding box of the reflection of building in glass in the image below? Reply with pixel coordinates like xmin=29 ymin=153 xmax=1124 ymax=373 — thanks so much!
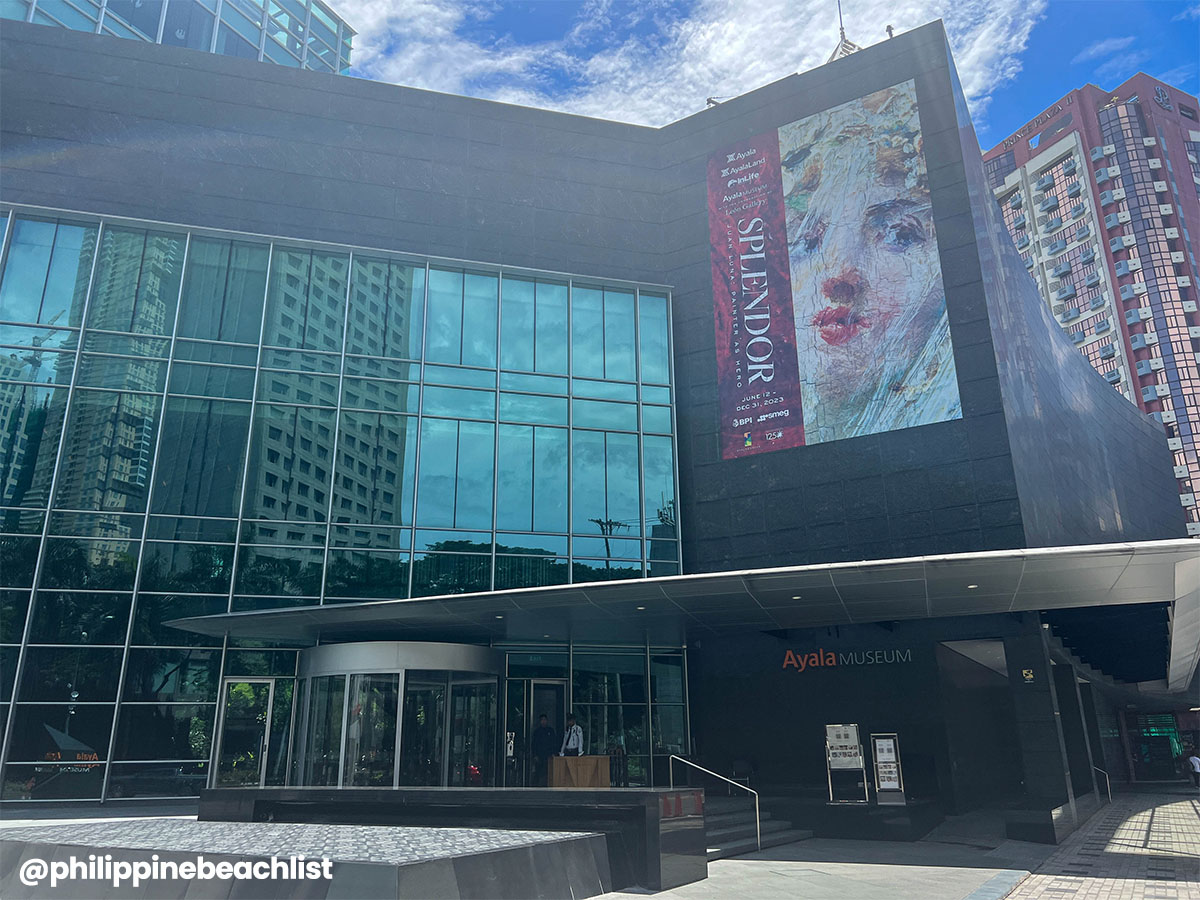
xmin=0 ymin=204 xmax=677 ymax=801
xmin=984 ymin=75 xmax=1200 ymax=535
xmin=0 ymin=0 xmax=354 ymax=74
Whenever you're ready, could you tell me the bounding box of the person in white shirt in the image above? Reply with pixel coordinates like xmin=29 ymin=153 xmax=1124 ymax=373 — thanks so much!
xmin=560 ymin=713 xmax=584 ymax=757
xmin=1187 ymin=751 xmax=1200 ymax=788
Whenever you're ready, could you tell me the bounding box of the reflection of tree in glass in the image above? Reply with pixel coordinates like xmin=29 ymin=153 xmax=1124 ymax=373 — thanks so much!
xmin=236 ymin=550 xmax=323 ymax=596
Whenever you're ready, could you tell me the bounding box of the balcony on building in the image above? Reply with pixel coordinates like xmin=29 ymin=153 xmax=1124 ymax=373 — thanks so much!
xmin=1094 ymin=318 xmax=1111 ymax=334
xmin=1104 ymin=368 xmax=1123 ymax=384
xmin=1055 ymin=283 xmax=1077 ymax=302
xmin=1073 ymin=225 xmax=1090 ymax=241
xmin=1070 ymin=205 xmax=1086 ymax=221
xmin=1046 ymin=216 xmax=1064 ymax=233
xmin=1039 ymin=195 xmax=1060 ymax=212
xmin=1013 ymin=214 xmax=1027 ymax=230
xmin=1051 ymin=260 xmax=1072 ymax=278
xmin=1124 ymin=305 xmax=1151 ymax=324
xmin=1016 ymin=234 xmax=1030 ymax=250
xmin=1062 ymin=306 xmax=1081 ymax=321
xmin=1098 ymin=343 xmax=1117 ymax=360
xmin=1084 ymin=271 xmax=1102 ymax=288
xmin=1088 ymin=294 xmax=1106 ymax=310
xmin=1065 ymin=181 xmax=1082 ymax=198
xmin=1062 ymin=158 xmax=1078 ymax=176
xmin=1129 ymin=332 xmax=1158 ymax=350
xmin=1035 ymin=173 xmax=1055 ymax=192
xmin=1090 ymin=146 xmax=1106 ymax=162
xmin=1081 ymin=247 xmax=1097 ymax=265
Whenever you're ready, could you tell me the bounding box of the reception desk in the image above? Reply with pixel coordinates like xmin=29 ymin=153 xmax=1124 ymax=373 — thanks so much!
xmin=548 ymin=754 xmax=610 ymax=787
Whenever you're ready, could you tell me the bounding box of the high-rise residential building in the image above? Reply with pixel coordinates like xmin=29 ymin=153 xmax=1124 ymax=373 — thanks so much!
xmin=0 ymin=0 xmax=354 ymax=73
xmin=983 ymin=75 xmax=1200 ymax=536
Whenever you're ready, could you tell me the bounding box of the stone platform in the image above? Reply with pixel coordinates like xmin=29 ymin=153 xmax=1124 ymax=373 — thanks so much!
xmin=0 ymin=817 xmax=611 ymax=899
xmin=200 ymin=786 xmax=708 ymax=890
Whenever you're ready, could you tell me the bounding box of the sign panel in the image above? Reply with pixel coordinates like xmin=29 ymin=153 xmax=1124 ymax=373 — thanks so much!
xmin=826 ymin=723 xmax=863 ymax=770
xmin=872 ymin=735 xmax=901 ymax=791
xmin=708 ymin=79 xmax=961 ymax=459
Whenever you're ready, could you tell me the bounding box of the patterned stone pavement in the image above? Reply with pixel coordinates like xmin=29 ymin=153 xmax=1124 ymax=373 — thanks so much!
xmin=1004 ymin=791 xmax=1200 ymax=900
xmin=0 ymin=817 xmax=586 ymax=865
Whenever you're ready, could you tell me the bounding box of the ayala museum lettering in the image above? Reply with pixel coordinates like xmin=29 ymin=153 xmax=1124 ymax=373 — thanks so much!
xmin=782 ymin=648 xmax=913 ymax=671
xmin=707 ymin=79 xmax=962 ymax=459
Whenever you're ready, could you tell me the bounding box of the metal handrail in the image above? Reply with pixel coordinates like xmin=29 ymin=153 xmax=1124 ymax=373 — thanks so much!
xmin=669 ymin=755 xmax=760 ymax=852
xmin=1094 ymin=766 xmax=1111 ymax=803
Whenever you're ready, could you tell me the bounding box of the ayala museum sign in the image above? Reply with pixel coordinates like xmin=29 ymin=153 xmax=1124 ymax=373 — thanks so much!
xmin=707 ymin=79 xmax=961 ymax=459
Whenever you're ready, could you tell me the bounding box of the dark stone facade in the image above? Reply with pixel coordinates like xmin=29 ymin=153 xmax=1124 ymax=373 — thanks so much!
xmin=0 ymin=18 xmax=1185 ymax=578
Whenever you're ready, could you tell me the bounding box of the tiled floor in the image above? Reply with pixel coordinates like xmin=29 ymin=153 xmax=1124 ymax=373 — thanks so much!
xmin=0 ymin=817 xmax=585 ymax=865
xmin=1003 ymin=791 xmax=1200 ymax=900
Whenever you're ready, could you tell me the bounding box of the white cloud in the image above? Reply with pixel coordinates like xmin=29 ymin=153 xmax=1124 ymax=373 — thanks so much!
xmin=337 ymin=0 xmax=1048 ymax=128
xmin=1069 ymin=35 xmax=1135 ymax=65
xmin=1093 ymin=48 xmax=1152 ymax=85
xmin=1173 ymin=3 xmax=1200 ymax=21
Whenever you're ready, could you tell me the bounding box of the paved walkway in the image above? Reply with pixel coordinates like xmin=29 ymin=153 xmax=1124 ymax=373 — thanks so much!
xmin=1004 ymin=791 xmax=1200 ymax=900
xmin=601 ymin=790 xmax=1199 ymax=900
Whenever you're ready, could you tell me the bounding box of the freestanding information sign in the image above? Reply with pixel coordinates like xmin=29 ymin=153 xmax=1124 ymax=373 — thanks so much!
xmin=871 ymin=733 xmax=906 ymax=805
xmin=825 ymin=724 xmax=869 ymax=803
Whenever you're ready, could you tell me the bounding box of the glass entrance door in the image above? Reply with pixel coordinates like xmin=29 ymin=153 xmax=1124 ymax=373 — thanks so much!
xmin=399 ymin=680 xmax=446 ymax=786
xmin=214 ymin=680 xmax=273 ymax=787
xmin=448 ymin=680 xmax=498 ymax=786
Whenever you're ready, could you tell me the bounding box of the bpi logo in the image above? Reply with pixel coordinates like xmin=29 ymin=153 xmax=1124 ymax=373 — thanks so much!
xmin=1154 ymin=86 xmax=1173 ymax=111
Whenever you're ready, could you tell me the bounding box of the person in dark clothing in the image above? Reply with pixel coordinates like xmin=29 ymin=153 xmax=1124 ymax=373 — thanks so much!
xmin=530 ymin=714 xmax=558 ymax=786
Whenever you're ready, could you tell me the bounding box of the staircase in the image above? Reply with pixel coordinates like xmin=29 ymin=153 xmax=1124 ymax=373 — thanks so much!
xmin=704 ymin=795 xmax=813 ymax=861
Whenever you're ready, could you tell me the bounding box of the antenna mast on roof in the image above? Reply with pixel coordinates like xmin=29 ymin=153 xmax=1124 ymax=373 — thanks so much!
xmin=827 ymin=0 xmax=863 ymax=63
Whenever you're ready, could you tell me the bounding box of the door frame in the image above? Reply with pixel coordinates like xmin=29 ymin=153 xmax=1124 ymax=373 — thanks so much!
xmin=210 ymin=677 xmax=275 ymax=789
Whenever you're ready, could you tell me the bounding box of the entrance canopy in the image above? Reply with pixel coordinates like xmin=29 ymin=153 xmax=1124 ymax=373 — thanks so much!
xmin=170 ymin=539 xmax=1198 ymax=688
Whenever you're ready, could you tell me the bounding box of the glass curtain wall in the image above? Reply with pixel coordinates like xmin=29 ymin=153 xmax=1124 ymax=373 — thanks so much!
xmin=0 ymin=206 xmax=677 ymax=801
xmin=0 ymin=0 xmax=356 ymax=75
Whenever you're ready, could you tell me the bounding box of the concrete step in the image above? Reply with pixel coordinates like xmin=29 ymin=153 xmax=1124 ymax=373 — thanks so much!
xmin=706 ymin=816 xmax=796 ymax=843
xmin=707 ymin=827 xmax=814 ymax=861
xmin=704 ymin=796 xmax=757 ymax=814
xmin=705 ymin=808 xmax=775 ymax=826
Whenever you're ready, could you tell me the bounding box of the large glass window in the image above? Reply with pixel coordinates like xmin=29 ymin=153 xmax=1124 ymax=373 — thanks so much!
xmin=415 ymin=419 xmax=494 ymax=531
xmin=176 ymin=238 xmax=268 ymax=344
xmin=347 ymin=257 xmax=424 ymax=359
xmin=242 ymin=404 xmax=335 ymax=523
xmin=0 ymin=385 xmax=69 ymax=514
xmin=496 ymin=425 xmax=566 ymax=533
xmin=85 ymin=227 xmax=186 ymax=336
xmin=572 ymin=430 xmax=641 ymax=538
xmin=425 ymin=269 xmax=496 ymax=367
xmin=53 ymin=390 xmax=162 ymax=514
xmin=152 ymin=398 xmax=251 ymax=520
xmin=0 ymin=217 xmax=98 ymax=327
xmin=639 ymin=292 xmax=670 ymax=384
xmin=332 ymin=412 xmax=416 ymax=526
xmin=262 ymin=249 xmax=348 ymax=351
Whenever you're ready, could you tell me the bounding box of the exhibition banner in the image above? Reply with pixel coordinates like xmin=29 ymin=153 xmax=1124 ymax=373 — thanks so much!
xmin=707 ymin=131 xmax=806 ymax=459
xmin=707 ymin=80 xmax=962 ymax=459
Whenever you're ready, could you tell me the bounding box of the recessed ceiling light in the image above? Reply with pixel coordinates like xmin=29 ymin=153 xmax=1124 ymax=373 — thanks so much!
xmin=636 ymin=605 xmax=646 ymax=610
xmin=495 ymin=614 xmax=504 ymax=619
xmin=967 ymin=584 xmax=978 ymax=589
xmin=791 ymin=595 xmax=802 ymax=600
xmin=543 ymin=634 xmax=550 ymax=638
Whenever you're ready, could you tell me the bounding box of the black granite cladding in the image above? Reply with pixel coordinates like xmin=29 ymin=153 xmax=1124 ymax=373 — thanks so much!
xmin=0 ymin=19 xmax=1184 ymax=577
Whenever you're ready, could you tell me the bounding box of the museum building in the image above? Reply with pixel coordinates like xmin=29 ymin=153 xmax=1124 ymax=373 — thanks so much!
xmin=0 ymin=15 xmax=1197 ymax=846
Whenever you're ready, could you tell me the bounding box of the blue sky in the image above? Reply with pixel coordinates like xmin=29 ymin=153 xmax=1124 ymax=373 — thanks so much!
xmin=340 ymin=0 xmax=1199 ymax=143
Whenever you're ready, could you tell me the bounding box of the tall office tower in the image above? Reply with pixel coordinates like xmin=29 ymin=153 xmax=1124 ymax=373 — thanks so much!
xmin=983 ymin=76 xmax=1200 ymax=536
xmin=0 ymin=0 xmax=354 ymax=73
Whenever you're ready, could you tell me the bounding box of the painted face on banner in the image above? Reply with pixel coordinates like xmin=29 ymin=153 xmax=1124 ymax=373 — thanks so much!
xmin=778 ymin=81 xmax=960 ymax=444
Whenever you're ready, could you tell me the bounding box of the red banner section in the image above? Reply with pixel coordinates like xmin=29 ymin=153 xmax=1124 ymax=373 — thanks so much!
xmin=707 ymin=132 xmax=804 ymax=460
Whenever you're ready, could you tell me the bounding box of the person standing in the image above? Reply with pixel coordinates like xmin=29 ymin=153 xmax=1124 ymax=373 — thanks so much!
xmin=530 ymin=713 xmax=558 ymax=786
xmin=1187 ymin=749 xmax=1200 ymax=788
xmin=560 ymin=713 xmax=584 ymax=757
